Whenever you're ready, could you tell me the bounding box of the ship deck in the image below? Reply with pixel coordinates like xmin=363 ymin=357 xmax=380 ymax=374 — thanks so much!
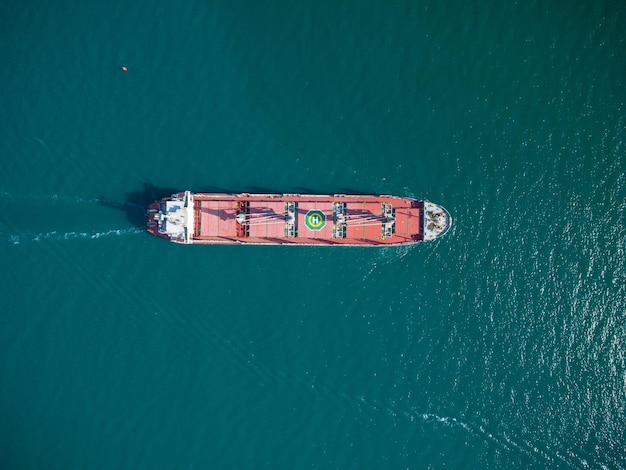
xmin=189 ymin=194 xmax=422 ymax=245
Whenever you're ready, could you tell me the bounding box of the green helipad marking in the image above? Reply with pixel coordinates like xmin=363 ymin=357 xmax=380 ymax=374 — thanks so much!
xmin=305 ymin=209 xmax=326 ymax=231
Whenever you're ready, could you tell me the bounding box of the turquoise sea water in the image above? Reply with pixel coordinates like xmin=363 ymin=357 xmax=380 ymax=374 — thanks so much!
xmin=1 ymin=1 xmax=625 ymax=468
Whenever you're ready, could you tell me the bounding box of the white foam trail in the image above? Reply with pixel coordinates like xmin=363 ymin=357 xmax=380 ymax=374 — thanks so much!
xmin=88 ymin=228 xmax=144 ymax=239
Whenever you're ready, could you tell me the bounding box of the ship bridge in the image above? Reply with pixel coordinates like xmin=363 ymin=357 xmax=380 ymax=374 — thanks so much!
xmin=151 ymin=191 xmax=194 ymax=243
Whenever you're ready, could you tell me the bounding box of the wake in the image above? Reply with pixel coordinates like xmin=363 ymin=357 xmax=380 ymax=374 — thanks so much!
xmin=362 ymin=244 xmax=415 ymax=280
xmin=349 ymin=394 xmax=586 ymax=469
xmin=166 ymin=310 xmax=587 ymax=469
xmin=0 ymin=192 xmax=146 ymax=245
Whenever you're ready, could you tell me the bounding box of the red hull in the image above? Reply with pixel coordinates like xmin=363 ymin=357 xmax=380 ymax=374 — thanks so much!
xmin=147 ymin=192 xmax=451 ymax=245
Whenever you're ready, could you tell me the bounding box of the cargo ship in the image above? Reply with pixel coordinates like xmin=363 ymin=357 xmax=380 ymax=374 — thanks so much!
xmin=147 ymin=191 xmax=451 ymax=245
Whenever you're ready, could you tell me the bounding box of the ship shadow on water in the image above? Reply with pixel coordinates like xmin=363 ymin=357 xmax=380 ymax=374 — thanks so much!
xmin=97 ymin=183 xmax=179 ymax=228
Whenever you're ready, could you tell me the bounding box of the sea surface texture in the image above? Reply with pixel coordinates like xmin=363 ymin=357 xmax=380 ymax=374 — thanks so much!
xmin=1 ymin=1 xmax=625 ymax=468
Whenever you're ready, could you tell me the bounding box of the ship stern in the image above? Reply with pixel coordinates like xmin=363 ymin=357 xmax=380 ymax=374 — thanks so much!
xmin=146 ymin=191 xmax=194 ymax=244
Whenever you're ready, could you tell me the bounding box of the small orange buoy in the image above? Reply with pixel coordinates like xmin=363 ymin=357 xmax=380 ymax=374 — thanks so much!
xmin=121 ymin=66 xmax=128 ymax=72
